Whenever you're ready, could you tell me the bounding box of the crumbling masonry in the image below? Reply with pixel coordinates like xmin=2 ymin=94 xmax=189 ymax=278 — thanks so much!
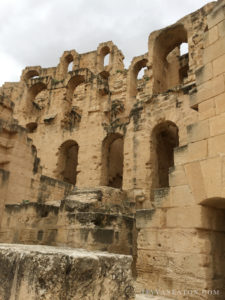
xmin=0 ymin=1 xmax=225 ymax=299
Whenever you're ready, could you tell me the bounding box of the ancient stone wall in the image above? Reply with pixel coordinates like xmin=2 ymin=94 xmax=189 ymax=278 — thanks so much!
xmin=0 ymin=1 xmax=225 ymax=299
xmin=0 ymin=2 xmax=215 ymax=206
xmin=0 ymin=187 xmax=135 ymax=257
xmin=136 ymin=1 xmax=225 ymax=298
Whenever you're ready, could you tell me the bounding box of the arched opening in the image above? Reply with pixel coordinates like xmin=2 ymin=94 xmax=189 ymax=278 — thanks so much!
xmin=104 ymin=53 xmax=110 ymax=67
xmin=56 ymin=140 xmax=79 ymax=185
xmin=26 ymin=82 xmax=47 ymax=112
xmin=65 ymin=54 xmax=73 ymax=73
xmin=153 ymin=24 xmax=188 ymax=93
xmin=68 ymin=61 xmax=73 ymax=72
xmin=137 ymin=66 xmax=148 ymax=79
xmin=151 ymin=121 xmax=179 ymax=189
xmin=100 ymin=46 xmax=110 ymax=68
xmin=179 ymin=42 xmax=189 ymax=83
xmin=101 ymin=133 xmax=124 ymax=189
xmin=130 ymin=59 xmax=148 ymax=97
xmin=99 ymin=70 xmax=109 ymax=80
xmin=180 ymin=42 xmax=188 ymax=55
xmin=66 ymin=75 xmax=85 ymax=102
xmin=23 ymin=70 xmax=40 ymax=81
xmin=200 ymin=198 xmax=225 ymax=295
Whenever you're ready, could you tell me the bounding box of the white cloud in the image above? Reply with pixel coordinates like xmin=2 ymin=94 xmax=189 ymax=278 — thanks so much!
xmin=0 ymin=51 xmax=22 ymax=85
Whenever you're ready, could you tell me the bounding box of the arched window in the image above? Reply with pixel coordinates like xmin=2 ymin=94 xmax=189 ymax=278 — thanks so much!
xmin=98 ymin=46 xmax=111 ymax=79
xmin=137 ymin=66 xmax=148 ymax=79
xmin=68 ymin=61 xmax=73 ymax=72
xmin=23 ymin=70 xmax=40 ymax=81
xmin=26 ymin=82 xmax=47 ymax=112
xmin=151 ymin=121 xmax=179 ymax=189
xmin=66 ymin=75 xmax=85 ymax=102
xmin=56 ymin=140 xmax=79 ymax=185
xmin=130 ymin=59 xmax=148 ymax=97
xmin=153 ymin=24 xmax=188 ymax=93
xmin=104 ymin=53 xmax=110 ymax=67
xmin=100 ymin=46 xmax=110 ymax=67
xmin=64 ymin=54 xmax=74 ymax=74
xmin=179 ymin=42 xmax=189 ymax=82
xmin=101 ymin=133 xmax=124 ymax=189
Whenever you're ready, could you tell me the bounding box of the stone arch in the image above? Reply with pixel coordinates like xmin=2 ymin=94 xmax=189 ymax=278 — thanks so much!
xmin=66 ymin=75 xmax=85 ymax=102
xmin=26 ymin=82 xmax=47 ymax=112
xmin=152 ymin=24 xmax=188 ymax=93
xmin=101 ymin=46 xmax=110 ymax=66
xmin=201 ymin=197 xmax=225 ymax=209
xmin=23 ymin=70 xmax=40 ymax=81
xmin=150 ymin=121 xmax=179 ymax=189
xmin=64 ymin=53 xmax=74 ymax=72
xmin=129 ymin=58 xmax=148 ymax=97
xmin=101 ymin=133 xmax=124 ymax=189
xmin=57 ymin=50 xmax=78 ymax=79
xmin=98 ymin=46 xmax=111 ymax=79
xmin=55 ymin=140 xmax=79 ymax=185
xmin=99 ymin=46 xmax=111 ymax=68
xmin=21 ymin=66 xmax=41 ymax=81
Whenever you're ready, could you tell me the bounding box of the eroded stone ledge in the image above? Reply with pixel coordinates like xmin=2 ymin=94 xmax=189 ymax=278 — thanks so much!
xmin=0 ymin=243 xmax=134 ymax=300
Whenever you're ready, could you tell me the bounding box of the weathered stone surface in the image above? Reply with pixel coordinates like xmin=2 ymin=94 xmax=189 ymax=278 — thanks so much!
xmin=0 ymin=244 xmax=134 ymax=300
xmin=0 ymin=1 xmax=225 ymax=299
xmin=0 ymin=187 xmax=136 ymax=257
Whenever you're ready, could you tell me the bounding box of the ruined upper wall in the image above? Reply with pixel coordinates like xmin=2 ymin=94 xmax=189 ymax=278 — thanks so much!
xmin=0 ymin=1 xmax=220 ymax=207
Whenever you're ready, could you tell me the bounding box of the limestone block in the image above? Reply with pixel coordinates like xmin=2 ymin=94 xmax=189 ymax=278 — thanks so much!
xmin=172 ymin=230 xmax=197 ymax=253
xmin=184 ymin=162 xmax=207 ymax=204
xmin=0 ymin=244 xmax=135 ymax=300
xmin=174 ymin=145 xmax=188 ymax=166
xmin=175 ymin=228 xmax=210 ymax=254
xmin=187 ymin=140 xmax=208 ymax=162
xmin=166 ymin=206 xmax=204 ymax=228
xmin=167 ymin=253 xmax=210 ymax=278
xmin=136 ymin=209 xmax=165 ymax=229
xmin=215 ymin=92 xmax=225 ymax=114
xmin=137 ymin=249 xmax=168 ymax=268
xmin=213 ymin=53 xmax=225 ymax=76
xmin=203 ymin=36 xmax=225 ymax=64
xmin=157 ymin=229 xmax=173 ymax=252
xmin=169 ymin=166 xmax=187 ymax=187
xmin=218 ymin=19 xmax=225 ymax=37
xmin=198 ymin=98 xmax=216 ymax=121
xmin=187 ymin=120 xmax=210 ymax=143
xmin=153 ymin=188 xmax=170 ymax=208
xmin=207 ymin=2 xmax=225 ymax=29
xmin=208 ymin=25 xmax=219 ymax=45
xmin=208 ymin=133 xmax=225 ymax=156
xmin=137 ymin=228 xmax=158 ymax=250
xmin=200 ymin=156 xmax=223 ymax=199
xmin=195 ymin=74 xmax=225 ymax=104
xmin=170 ymin=185 xmax=195 ymax=207
xmin=195 ymin=63 xmax=213 ymax=86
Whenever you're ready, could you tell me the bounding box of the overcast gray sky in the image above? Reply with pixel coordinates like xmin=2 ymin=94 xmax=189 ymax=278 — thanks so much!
xmin=0 ymin=0 xmax=213 ymax=86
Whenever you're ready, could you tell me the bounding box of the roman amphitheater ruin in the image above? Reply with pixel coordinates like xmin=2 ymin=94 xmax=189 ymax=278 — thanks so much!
xmin=0 ymin=1 xmax=225 ymax=299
